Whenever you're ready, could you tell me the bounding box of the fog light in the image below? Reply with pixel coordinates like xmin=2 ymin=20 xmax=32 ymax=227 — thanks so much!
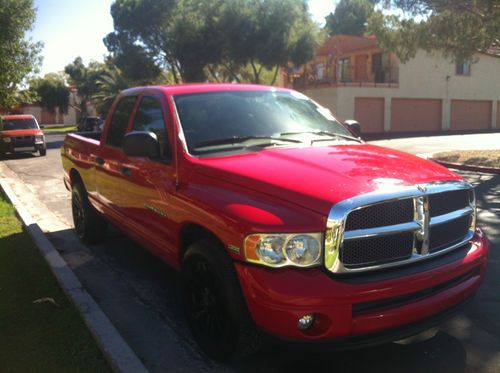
xmin=297 ymin=314 xmax=315 ymax=331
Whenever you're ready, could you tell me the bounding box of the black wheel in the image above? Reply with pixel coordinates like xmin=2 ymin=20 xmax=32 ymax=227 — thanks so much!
xmin=39 ymin=147 xmax=47 ymax=156
xmin=71 ymin=182 xmax=107 ymax=243
xmin=182 ymin=239 xmax=261 ymax=361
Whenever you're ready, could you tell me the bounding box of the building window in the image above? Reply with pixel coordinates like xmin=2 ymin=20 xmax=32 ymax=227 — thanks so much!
xmin=338 ymin=58 xmax=351 ymax=82
xmin=315 ymin=63 xmax=324 ymax=80
xmin=456 ymin=61 xmax=471 ymax=76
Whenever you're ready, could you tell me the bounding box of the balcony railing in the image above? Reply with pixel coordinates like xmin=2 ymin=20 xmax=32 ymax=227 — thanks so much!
xmin=292 ymin=65 xmax=399 ymax=89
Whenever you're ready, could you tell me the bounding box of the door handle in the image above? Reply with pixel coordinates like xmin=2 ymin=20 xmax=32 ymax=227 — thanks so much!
xmin=121 ymin=166 xmax=132 ymax=177
xmin=95 ymin=157 xmax=105 ymax=166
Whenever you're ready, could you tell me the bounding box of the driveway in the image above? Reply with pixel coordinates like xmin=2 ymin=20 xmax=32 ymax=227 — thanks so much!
xmin=1 ymin=132 xmax=499 ymax=372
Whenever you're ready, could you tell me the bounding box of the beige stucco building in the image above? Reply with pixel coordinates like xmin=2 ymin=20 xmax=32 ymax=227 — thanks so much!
xmin=291 ymin=36 xmax=500 ymax=134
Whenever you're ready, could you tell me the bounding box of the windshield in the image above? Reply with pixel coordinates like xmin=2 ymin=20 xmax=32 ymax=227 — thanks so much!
xmin=173 ymin=90 xmax=353 ymax=154
xmin=1 ymin=118 xmax=38 ymax=130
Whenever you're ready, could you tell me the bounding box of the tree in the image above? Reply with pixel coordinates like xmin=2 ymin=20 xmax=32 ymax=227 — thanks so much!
xmin=0 ymin=0 xmax=42 ymax=110
xmin=31 ymin=73 xmax=70 ymax=114
xmin=103 ymin=33 xmax=162 ymax=83
xmin=213 ymin=0 xmax=319 ymax=83
xmin=91 ymin=66 xmax=130 ymax=116
xmin=367 ymin=0 xmax=500 ymax=62
xmin=325 ymin=0 xmax=376 ymax=36
xmin=65 ymin=57 xmax=106 ymax=118
xmin=106 ymin=0 xmax=319 ymax=83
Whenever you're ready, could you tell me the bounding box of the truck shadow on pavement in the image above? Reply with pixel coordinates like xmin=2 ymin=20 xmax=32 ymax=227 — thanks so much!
xmin=233 ymin=331 xmax=466 ymax=373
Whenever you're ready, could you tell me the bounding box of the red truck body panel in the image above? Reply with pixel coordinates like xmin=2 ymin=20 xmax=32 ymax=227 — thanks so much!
xmin=189 ymin=144 xmax=462 ymax=216
xmin=61 ymin=84 xmax=489 ymax=346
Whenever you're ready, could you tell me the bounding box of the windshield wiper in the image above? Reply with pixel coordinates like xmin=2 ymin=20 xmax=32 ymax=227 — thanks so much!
xmin=193 ymin=136 xmax=302 ymax=149
xmin=280 ymin=130 xmax=361 ymax=143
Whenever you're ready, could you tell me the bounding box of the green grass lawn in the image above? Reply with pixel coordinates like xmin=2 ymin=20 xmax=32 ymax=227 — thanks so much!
xmin=42 ymin=125 xmax=77 ymax=134
xmin=0 ymin=193 xmax=111 ymax=373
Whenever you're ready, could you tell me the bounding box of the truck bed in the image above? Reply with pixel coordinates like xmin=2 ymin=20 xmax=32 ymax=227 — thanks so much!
xmin=72 ymin=131 xmax=102 ymax=142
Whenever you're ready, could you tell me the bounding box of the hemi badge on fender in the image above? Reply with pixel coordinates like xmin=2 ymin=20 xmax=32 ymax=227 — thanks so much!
xmin=144 ymin=204 xmax=167 ymax=217
xmin=228 ymin=245 xmax=241 ymax=254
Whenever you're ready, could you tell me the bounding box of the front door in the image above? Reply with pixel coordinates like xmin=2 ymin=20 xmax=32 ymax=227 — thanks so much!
xmin=120 ymin=93 xmax=178 ymax=265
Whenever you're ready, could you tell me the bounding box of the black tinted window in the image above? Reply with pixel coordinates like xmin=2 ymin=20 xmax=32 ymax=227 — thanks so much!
xmin=173 ymin=90 xmax=351 ymax=154
xmin=106 ymin=96 xmax=136 ymax=147
xmin=1 ymin=118 xmax=38 ymax=130
xmin=132 ymin=96 xmax=170 ymax=159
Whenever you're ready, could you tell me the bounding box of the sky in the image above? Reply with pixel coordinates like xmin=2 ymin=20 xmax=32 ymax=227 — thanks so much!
xmin=29 ymin=0 xmax=335 ymax=77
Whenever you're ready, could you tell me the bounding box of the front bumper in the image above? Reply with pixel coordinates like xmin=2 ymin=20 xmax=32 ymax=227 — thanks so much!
xmin=235 ymin=229 xmax=489 ymax=344
xmin=0 ymin=139 xmax=45 ymax=153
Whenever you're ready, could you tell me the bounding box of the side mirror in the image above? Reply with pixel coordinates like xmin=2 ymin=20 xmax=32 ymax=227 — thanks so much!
xmin=345 ymin=119 xmax=361 ymax=138
xmin=123 ymin=131 xmax=160 ymax=158
xmin=40 ymin=125 xmax=45 ymax=129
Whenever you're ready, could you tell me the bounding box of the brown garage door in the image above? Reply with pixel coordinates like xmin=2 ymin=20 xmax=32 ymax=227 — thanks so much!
xmin=354 ymin=97 xmax=384 ymax=133
xmin=450 ymin=100 xmax=491 ymax=130
xmin=391 ymin=98 xmax=442 ymax=132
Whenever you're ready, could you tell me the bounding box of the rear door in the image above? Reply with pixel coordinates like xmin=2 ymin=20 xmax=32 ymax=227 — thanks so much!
xmin=95 ymin=94 xmax=138 ymax=221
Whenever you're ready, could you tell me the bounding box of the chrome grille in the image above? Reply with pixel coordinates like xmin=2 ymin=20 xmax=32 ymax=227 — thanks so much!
xmin=429 ymin=189 xmax=469 ymax=217
xmin=429 ymin=215 xmax=471 ymax=253
xmin=325 ymin=181 xmax=475 ymax=273
xmin=345 ymin=199 xmax=414 ymax=230
xmin=341 ymin=232 xmax=414 ymax=267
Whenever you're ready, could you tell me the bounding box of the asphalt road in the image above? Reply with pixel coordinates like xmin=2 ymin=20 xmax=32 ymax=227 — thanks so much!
xmin=1 ymin=132 xmax=499 ymax=372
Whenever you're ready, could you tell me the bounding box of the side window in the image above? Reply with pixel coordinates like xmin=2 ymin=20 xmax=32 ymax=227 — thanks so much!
xmin=132 ymin=96 xmax=171 ymax=160
xmin=106 ymin=96 xmax=137 ymax=148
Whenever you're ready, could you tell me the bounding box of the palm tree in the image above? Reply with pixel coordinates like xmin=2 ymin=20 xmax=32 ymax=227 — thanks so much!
xmin=91 ymin=66 xmax=130 ymax=116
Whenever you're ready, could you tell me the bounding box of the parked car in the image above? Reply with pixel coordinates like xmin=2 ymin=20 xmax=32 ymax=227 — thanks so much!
xmin=61 ymin=84 xmax=489 ymax=361
xmin=77 ymin=116 xmax=103 ymax=132
xmin=0 ymin=114 xmax=46 ymax=157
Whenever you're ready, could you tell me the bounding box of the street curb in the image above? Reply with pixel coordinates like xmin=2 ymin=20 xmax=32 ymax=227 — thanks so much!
xmin=429 ymin=159 xmax=500 ymax=175
xmin=0 ymin=178 xmax=149 ymax=373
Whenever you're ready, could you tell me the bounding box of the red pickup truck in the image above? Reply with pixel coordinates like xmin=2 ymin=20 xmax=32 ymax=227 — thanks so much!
xmin=61 ymin=84 xmax=489 ymax=361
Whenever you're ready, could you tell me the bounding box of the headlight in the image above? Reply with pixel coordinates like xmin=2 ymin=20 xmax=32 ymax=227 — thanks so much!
xmin=35 ymin=135 xmax=44 ymax=141
xmin=2 ymin=136 xmax=11 ymax=143
xmin=244 ymin=233 xmax=323 ymax=268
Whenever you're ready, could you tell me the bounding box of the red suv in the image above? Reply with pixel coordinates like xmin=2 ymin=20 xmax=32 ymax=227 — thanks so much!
xmin=0 ymin=115 xmax=46 ymax=157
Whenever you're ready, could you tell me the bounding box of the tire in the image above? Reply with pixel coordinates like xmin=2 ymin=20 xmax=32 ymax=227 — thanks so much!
xmin=39 ymin=147 xmax=47 ymax=156
xmin=182 ymin=239 xmax=261 ymax=361
xmin=71 ymin=182 xmax=107 ymax=243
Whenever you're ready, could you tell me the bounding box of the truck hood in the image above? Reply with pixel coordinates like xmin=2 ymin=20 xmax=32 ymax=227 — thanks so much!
xmin=0 ymin=129 xmax=43 ymax=136
xmin=192 ymin=144 xmax=461 ymax=215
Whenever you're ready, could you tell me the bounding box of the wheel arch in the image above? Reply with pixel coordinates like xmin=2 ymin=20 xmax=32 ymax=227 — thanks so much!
xmin=69 ymin=168 xmax=84 ymax=188
xmin=179 ymin=223 xmax=226 ymax=263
